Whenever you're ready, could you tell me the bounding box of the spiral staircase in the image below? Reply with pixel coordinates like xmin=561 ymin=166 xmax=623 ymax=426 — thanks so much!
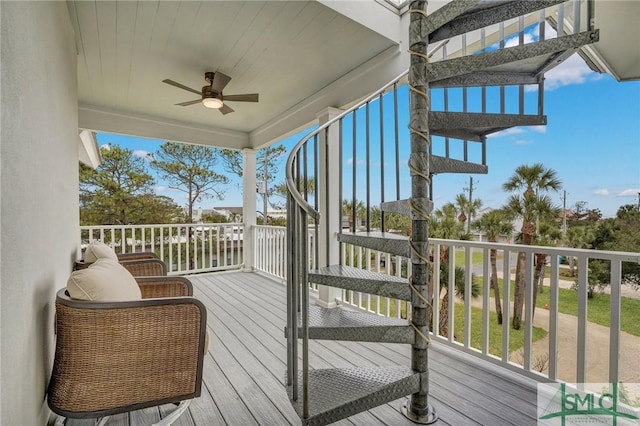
xmin=284 ymin=1 xmax=599 ymax=424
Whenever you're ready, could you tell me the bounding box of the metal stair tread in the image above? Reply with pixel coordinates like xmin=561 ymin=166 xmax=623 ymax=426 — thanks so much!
xmin=428 ymin=0 xmax=566 ymax=43
xmin=309 ymin=265 xmax=411 ymax=302
xmin=338 ymin=231 xmax=410 ymax=258
xmin=310 ymin=264 xmax=406 ymax=284
xmin=429 ymin=111 xmax=547 ymax=139
xmin=306 ymin=305 xmax=407 ymax=327
xmin=287 ymin=366 xmax=420 ymax=425
xmin=299 ymin=305 xmax=414 ymax=344
xmin=430 ymin=155 xmax=488 ymax=175
xmin=380 ymin=198 xmax=433 ymax=216
xmin=426 ymin=31 xmax=599 ymax=83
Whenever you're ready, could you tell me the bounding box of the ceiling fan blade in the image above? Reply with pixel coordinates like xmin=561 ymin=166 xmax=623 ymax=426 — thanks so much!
xmin=175 ymin=99 xmax=201 ymax=106
xmin=219 ymin=104 xmax=234 ymax=115
xmin=211 ymin=72 xmax=232 ymax=93
xmin=162 ymin=79 xmax=201 ymax=96
xmin=223 ymin=93 xmax=259 ymax=102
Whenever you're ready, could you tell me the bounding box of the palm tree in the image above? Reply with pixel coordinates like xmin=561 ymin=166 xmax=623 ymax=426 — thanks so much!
xmin=431 ymin=203 xmax=465 ymax=262
xmin=532 ymin=221 xmax=562 ymax=293
xmin=472 ymin=209 xmax=514 ymax=324
xmin=437 ymin=262 xmax=479 ymax=338
xmin=531 ymin=220 xmax=562 ymax=321
xmin=503 ymin=163 xmax=561 ymax=330
xmin=342 ymin=199 xmax=365 ymax=232
xmin=454 ymin=193 xmax=483 ymax=236
xmin=369 ymin=206 xmax=382 ymax=230
xmin=564 ymin=225 xmax=592 ymax=276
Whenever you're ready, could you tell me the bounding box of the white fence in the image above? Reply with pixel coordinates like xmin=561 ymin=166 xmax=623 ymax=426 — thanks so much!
xmin=339 ymin=237 xmax=640 ymax=386
xmin=81 ymin=223 xmax=640 ymax=387
xmin=252 ymin=225 xmax=317 ymax=285
xmin=80 ymin=223 xmax=244 ymax=275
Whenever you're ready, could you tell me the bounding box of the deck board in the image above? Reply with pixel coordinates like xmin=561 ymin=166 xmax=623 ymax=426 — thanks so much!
xmin=65 ymin=271 xmax=541 ymax=426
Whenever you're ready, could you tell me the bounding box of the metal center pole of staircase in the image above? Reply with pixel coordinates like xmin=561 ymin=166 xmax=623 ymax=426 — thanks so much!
xmin=403 ymin=1 xmax=437 ymax=423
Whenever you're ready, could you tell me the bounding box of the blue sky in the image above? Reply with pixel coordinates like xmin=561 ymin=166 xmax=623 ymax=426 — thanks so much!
xmin=96 ymin=51 xmax=639 ymax=219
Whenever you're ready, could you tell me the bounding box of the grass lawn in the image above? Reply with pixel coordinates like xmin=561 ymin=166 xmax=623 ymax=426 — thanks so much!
xmin=535 ymin=288 xmax=640 ymax=337
xmin=452 ymin=303 xmax=547 ymax=359
xmin=353 ymin=294 xmax=546 ymax=357
xmin=453 ymin=249 xmax=487 ymax=267
xmin=475 ymin=277 xmax=640 ymax=336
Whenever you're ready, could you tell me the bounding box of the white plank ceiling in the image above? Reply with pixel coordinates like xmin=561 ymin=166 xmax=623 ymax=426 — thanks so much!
xmin=67 ymin=1 xmax=399 ymax=149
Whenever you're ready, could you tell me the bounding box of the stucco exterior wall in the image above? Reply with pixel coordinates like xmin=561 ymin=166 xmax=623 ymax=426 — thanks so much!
xmin=1 ymin=2 xmax=79 ymax=424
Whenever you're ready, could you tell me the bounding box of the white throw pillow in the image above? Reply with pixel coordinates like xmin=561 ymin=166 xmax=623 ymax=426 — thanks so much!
xmin=67 ymin=258 xmax=142 ymax=301
xmin=83 ymin=241 xmax=118 ymax=263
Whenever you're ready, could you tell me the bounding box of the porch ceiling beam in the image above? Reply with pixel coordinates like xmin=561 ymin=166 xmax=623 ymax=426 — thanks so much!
xmin=426 ymin=30 xmax=599 ymax=82
xmin=429 ymin=71 xmax=540 ymax=88
xmin=427 ymin=0 xmax=566 ymax=43
xmin=318 ymin=0 xmax=402 ymax=43
xmin=78 ymin=105 xmax=249 ymax=149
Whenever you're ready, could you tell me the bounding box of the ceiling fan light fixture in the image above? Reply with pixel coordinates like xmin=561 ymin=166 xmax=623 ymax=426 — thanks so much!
xmin=202 ymin=97 xmax=223 ymax=109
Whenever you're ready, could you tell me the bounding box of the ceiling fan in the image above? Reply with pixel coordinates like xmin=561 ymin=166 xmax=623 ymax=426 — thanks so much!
xmin=162 ymin=71 xmax=259 ymax=115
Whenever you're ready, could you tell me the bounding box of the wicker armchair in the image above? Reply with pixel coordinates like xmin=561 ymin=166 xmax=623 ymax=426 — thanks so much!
xmin=48 ymin=276 xmax=207 ymax=426
xmin=75 ymin=252 xmax=168 ymax=276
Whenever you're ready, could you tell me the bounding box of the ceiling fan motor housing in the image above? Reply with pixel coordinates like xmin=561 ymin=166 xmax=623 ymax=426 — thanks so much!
xmin=202 ymin=85 xmax=221 ymax=100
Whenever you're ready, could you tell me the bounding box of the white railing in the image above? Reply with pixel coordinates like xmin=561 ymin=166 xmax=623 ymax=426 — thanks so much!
xmin=253 ymin=225 xmax=287 ymax=279
xmin=252 ymin=225 xmax=317 ymax=286
xmin=80 ymin=222 xmax=640 ymax=388
xmin=80 ymin=223 xmax=244 ymax=275
xmin=339 ymin=238 xmax=640 ymax=386
xmin=341 ymin=245 xmax=410 ymax=320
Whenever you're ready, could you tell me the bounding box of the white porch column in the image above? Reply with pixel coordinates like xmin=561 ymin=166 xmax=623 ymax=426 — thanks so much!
xmin=316 ymin=107 xmax=344 ymax=308
xmin=242 ymin=149 xmax=257 ymax=272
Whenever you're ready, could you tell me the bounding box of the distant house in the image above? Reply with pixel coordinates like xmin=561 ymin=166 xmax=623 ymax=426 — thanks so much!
xmin=213 ymin=206 xmax=244 ymax=222
xmin=186 ymin=207 xmax=244 ymax=222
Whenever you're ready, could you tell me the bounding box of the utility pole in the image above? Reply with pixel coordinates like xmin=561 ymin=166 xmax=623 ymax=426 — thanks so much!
xmin=463 ymin=177 xmax=478 ymax=234
xmin=561 ymin=190 xmax=568 ymax=238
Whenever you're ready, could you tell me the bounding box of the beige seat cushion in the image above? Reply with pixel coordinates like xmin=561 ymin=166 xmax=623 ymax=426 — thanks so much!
xmin=84 ymin=241 xmax=118 ymax=263
xmin=67 ymin=258 xmax=142 ymax=301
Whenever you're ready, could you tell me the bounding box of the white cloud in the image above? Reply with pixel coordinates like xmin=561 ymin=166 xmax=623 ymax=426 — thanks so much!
xmin=133 ymin=150 xmax=152 ymax=161
xmin=514 ymin=140 xmax=533 ymax=146
xmin=544 ymin=54 xmax=598 ymax=91
xmin=347 ymin=157 xmax=365 ymax=166
xmin=617 ymin=189 xmax=640 ymax=197
xmin=531 ymin=125 xmax=547 ymax=133
xmin=155 ymin=185 xmax=167 ymax=193
xmin=100 ymin=143 xmax=111 ymax=151
xmin=504 ymin=32 xmax=535 ymax=48
xmin=488 ymin=127 xmax=525 ymax=139
xmin=490 ymin=23 xmax=597 ymax=92
xmin=594 ymin=189 xmax=610 ymax=196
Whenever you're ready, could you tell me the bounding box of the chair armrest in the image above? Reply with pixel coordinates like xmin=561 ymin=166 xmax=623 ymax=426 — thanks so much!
xmin=120 ymin=259 xmax=167 ymax=277
xmin=74 ymin=256 xmax=167 ymax=277
xmin=117 ymin=251 xmax=159 ymax=261
xmin=136 ymin=276 xmax=193 ymax=298
xmin=48 ymin=289 xmax=207 ymax=418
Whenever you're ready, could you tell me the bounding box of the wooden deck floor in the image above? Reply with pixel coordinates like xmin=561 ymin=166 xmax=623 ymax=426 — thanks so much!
xmin=66 ymin=271 xmax=542 ymax=426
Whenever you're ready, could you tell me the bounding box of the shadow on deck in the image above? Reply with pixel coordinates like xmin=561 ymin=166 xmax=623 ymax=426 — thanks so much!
xmin=66 ymin=271 xmax=542 ymax=426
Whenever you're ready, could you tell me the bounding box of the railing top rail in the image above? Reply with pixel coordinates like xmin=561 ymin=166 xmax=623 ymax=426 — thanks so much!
xmin=254 ymin=225 xmax=287 ymax=230
xmin=430 ymin=237 xmax=640 ymax=263
xmin=80 ymin=222 xmax=244 ymax=230
xmin=284 ymin=41 xmax=449 ymax=219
